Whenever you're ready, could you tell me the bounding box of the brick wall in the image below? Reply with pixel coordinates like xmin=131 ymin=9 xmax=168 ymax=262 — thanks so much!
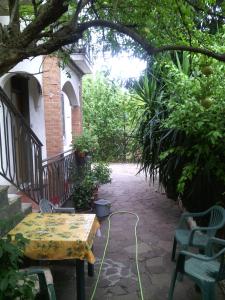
xmin=71 ymin=106 xmax=82 ymax=137
xmin=42 ymin=56 xmax=63 ymax=157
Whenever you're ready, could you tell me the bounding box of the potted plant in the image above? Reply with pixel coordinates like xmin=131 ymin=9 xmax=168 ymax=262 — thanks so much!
xmin=92 ymin=162 xmax=112 ymax=185
xmin=91 ymin=162 xmax=112 ymax=202
xmin=71 ymin=163 xmax=111 ymax=210
xmin=72 ymin=171 xmax=96 ymax=210
xmin=72 ymin=130 xmax=99 ymax=158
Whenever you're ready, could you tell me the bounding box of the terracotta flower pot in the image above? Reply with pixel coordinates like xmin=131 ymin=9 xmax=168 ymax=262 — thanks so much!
xmin=75 ymin=150 xmax=86 ymax=158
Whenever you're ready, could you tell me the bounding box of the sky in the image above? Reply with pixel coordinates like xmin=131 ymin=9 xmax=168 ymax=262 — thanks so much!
xmin=93 ymin=52 xmax=146 ymax=80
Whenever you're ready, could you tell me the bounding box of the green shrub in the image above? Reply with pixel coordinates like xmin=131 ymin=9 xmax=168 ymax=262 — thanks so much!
xmin=92 ymin=162 xmax=112 ymax=185
xmin=72 ymin=173 xmax=95 ymax=210
xmin=72 ymin=130 xmax=99 ymax=154
xmin=133 ymin=53 xmax=225 ymax=211
xmin=72 ymin=163 xmax=111 ymax=210
xmin=83 ymin=73 xmax=134 ymax=162
xmin=0 ymin=229 xmax=35 ymax=300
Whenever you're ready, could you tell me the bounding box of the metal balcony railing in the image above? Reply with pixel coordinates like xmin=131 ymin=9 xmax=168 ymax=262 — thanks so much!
xmin=0 ymin=87 xmax=84 ymax=207
xmin=42 ymin=149 xmax=77 ymax=207
xmin=0 ymin=87 xmax=43 ymax=202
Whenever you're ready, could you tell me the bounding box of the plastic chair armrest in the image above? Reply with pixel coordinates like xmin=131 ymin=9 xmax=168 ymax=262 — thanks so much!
xmin=188 ymin=224 xmax=222 ymax=245
xmin=208 ymin=237 xmax=225 ymax=247
xmin=178 ymin=210 xmax=209 ymax=227
xmin=54 ymin=207 xmax=75 ymax=213
xmin=181 ymin=248 xmax=225 ymax=261
xmin=180 ymin=251 xmax=214 ymax=262
xmin=206 ymin=237 xmax=225 ymax=256
xmin=21 ymin=267 xmax=56 ymax=300
xmin=178 ymin=212 xmax=192 ymax=227
xmin=48 ymin=285 xmax=57 ymax=300
xmin=22 ymin=267 xmax=54 ymax=285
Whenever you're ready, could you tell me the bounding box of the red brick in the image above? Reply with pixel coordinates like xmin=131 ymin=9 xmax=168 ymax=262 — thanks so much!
xmin=42 ymin=56 xmax=63 ymax=157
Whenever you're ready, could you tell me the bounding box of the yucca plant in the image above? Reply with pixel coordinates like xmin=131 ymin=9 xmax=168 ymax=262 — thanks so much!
xmin=132 ymin=68 xmax=172 ymax=187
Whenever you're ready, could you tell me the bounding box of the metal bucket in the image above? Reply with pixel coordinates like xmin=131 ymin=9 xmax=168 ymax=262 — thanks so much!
xmin=94 ymin=199 xmax=111 ymax=218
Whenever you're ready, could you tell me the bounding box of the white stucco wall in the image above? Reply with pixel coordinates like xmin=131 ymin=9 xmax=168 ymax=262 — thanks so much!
xmin=0 ymin=57 xmax=47 ymax=185
xmin=0 ymin=56 xmax=47 ymax=159
xmin=28 ymin=77 xmax=47 ymax=159
xmin=0 ymin=16 xmax=9 ymax=25
xmin=0 ymin=48 xmax=83 ymax=186
xmin=61 ymin=65 xmax=80 ymax=107
xmin=62 ymin=92 xmax=72 ymax=151
xmin=61 ymin=64 xmax=81 ymax=151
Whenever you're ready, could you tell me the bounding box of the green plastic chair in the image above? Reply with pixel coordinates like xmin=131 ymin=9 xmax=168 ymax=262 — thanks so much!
xmin=168 ymin=237 xmax=225 ymax=300
xmin=21 ymin=267 xmax=56 ymax=300
xmin=171 ymin=205 xmax=225 ymax=261
xmin=39 ymin=198 xmax=75 ymax=213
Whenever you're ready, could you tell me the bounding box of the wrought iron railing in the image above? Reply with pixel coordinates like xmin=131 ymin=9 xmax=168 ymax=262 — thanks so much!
xmin=0 ymin=87 xmax=83 ymax=207
xmin=42 ymin=149 xmax=78 ymax=207
xmin=0 ymin=87 xmax=43 ymax=202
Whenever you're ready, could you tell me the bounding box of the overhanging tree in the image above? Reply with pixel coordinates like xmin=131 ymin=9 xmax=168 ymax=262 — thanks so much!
xmin=0 ymin=0 xmax=225 ymax=76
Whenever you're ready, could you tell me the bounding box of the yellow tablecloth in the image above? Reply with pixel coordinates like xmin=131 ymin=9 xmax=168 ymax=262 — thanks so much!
xmin=9 ymin=213 xmax=100 ymax=263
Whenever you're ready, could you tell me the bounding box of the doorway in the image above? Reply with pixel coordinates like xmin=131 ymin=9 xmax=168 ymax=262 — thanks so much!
xmin=11 ymin=75 xmax=31 ymax=185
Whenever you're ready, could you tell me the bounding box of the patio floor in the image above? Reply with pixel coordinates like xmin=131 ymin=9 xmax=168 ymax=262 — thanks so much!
xmin=49 ymin=163 xmax=224 ymax=300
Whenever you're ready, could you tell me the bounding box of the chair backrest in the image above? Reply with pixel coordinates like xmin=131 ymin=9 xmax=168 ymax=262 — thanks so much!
xmin=39 ymin=199 xmax=54 ymax=213
xmin=208 ymin=205 xmax=225 ymax=237
xmin=21 ymin=267 xmax=56 ymax=300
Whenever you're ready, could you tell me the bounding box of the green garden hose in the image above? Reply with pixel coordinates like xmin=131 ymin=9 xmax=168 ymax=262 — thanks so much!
xmin=89 ymin=211 xmax=145 ymax=300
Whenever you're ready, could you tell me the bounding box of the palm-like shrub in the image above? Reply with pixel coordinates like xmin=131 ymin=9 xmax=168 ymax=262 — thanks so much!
xmin=133 ymin=73 xmax=180 ymax=200
xmin=134 ymin=53 xmax=225 ymax=211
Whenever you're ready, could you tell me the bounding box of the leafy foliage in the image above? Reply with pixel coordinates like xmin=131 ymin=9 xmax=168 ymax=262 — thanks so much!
xmin=83 ymin=72 xmax=134 ymax=161
xmin=1 ymin=1 xmax=225 ymax=77
xmin=72 ymin=129 xmax=99 ymax=155
xmin=92 ymin=162 xmax=112 ymax=185
xmin=134 ymin=52 xmax=225 ymax=211
xmin=0 ymin=228 xmax=35 ymax=300
xmin=72 ymin=162 xmax=111 ymax=210
xmin=161 ymin=54 xmax=225 ymax=210
xmin=72 ymin=170 xmax=96 ymax=210
xmin=132 ymin=68 xmax=168 ymax=178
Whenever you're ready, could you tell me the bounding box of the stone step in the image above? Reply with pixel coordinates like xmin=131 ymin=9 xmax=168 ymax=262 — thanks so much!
xmin=0 ymin=185 xmax=9 ymax=208
xmin=0 ymin=194 xmax=22 ymax=220
xmin=21 ymin=202 xmax=32 ymax=216
xmin=0 ymin=190 xmax=33 ymax=236
xmin=0 ymin=202 xmax=32 ymax=235
xmin=8 ymin=203 xmax=33 ymax=232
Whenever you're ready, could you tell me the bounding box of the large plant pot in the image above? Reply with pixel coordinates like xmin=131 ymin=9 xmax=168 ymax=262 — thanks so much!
xmin=94 ymin=199 xmax=111 ymax=218
xmin=164 ymin=185 xmax=178 ymax=200
xmin=76 ymin=150 xmax=86 ymax=158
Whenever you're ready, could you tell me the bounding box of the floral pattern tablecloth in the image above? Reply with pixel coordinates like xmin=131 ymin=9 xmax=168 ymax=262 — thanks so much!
xmin=9 ymin=213 xmax=100 ymax=263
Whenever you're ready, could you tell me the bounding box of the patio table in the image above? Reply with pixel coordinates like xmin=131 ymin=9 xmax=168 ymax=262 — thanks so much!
xmin=9 ymin=212 xmax=100 ymax=300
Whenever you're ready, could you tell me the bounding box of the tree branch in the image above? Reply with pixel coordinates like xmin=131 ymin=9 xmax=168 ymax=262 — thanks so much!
xmin=31 ymin=0 xmax=38 ymax=17
xmin=1 ymin=11 xmax=225 ymax=78
xmin=78 ymin=20 xmax=156 ymax=53
xmin=22 ymin=18 xmax=225 ymax=63
xmin=184 ymin=0 xmax=225 ymax=20
xmin=78 ymin=20 xmax=225 ymax=62
xmin=175 ymin=0 xmax=192 ymax=46
xmin=8 ymin=0 xmax=20 ymax=35
xmin=72 ymin=0 xmax=92 ymax=24
xmin=155 ymin=44 xmax=225 ymax=61
xmin=19 ymin=0 xmax=69 ymax=47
